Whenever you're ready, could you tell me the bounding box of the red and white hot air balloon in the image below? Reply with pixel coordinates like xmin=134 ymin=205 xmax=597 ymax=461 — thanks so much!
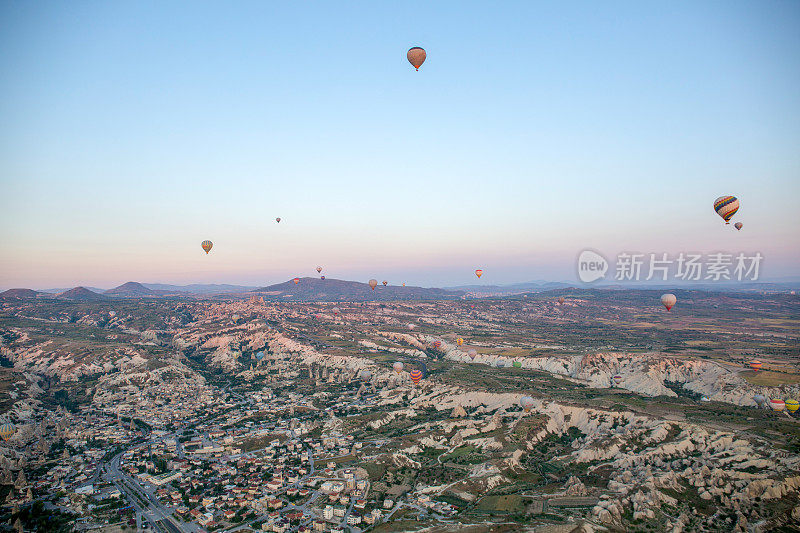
xmin=661 ymin=293 xmax=677 ymax=311
xmin=293 ymin=277 xmax=300 ymax=284
xmin=368 ymin=279 xmax=378 ymax=290
xmin=475 ymin=269 xmax=483 ymax=279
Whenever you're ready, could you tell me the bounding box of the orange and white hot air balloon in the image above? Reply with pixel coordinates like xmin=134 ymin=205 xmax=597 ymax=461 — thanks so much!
xmin=368 ymin=279 xmax=378 ymax=290
xmin=661 ymin=293 xmax=677 ymax=311
xmin=293 ymin=277 xmax=300 ymax=284
xmin=407 ymin=46 xmax=426 ymax=71
xmin=475 ymin=269 xmax=483 ymax=279
xmin=201 ymin=240 xmax=213 ymax=254
xmin=749 ymin=360 xmax=762 ymax=372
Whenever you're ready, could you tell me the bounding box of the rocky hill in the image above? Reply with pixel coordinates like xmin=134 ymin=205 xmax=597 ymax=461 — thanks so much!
xmin=56 ymin=287 xmax=109 ymax=301
xmin=252 ymin=277 xmax=464 ymax=301
xmin=0 ymin=289 xmax=40 ymax=300
xmin=104 ymin=281 xmax=159 ymax=297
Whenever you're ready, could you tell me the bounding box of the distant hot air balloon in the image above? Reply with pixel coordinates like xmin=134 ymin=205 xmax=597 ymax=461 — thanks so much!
xmin=613 ymin=375 xmax=623 ymax=386
xmin=520 ymin=396 xmax=535 ymax=413
xmin=201 ymin=240 xmax=213 ymax=254
xmin=402 ymin=283 xmax=406 ymax=287
xmin=382 ymin=280 xmax=388 ymax=286
xmin=316 ymin=266 xmax=322 ymax=273
xmin=512 ymin=361 xmax=522 ymax=368
xmin=359 ymin=370 xmax=373 ymax=382
xmin=714 ymin=196 xmax=740 ymax=224
xmin=749 ymin=360 xmax=762 ymax=372
xmin=785 ymin=399 xmax=799 ymax=413
xmin=256 ymin=351 xmax=265 ymax=360
xmin=369 ymin=279 xmax=378 ymax=290
xmin=332 ymin=307 xmax=340 ymax=316
xmin=320 ymin=276 xmax=326 ymax=280
xmin=407 ymin=46 xmax=426 ymax=71
xmin=432 ymin=340 xmax=442 ymax=350
xmin=770 ymin=398 xmax=786 ymax=412
xmin=456 ymin=338 xmax=464 ymax=346
xmin=734 ymin=222 xmax=743 ymax=231
xmin=0 ymin=422 xmax=15 ymax=441
xmin=475 ymin=269 xmax=483 ymax=278
xmin=276 ymin=217 xmax=281 ymax=223
xmin=410 ymin=369 xmax=423 ymax=385
xmin=559 ymin=297 xmax=565 ymax=305
xmin=468 ymin=349 xmax=477 ymax=360
xmin=393 ymin=361 xmax=404 ymax=374
xmin=661 ymin=293 xmax=677 ymax=311
xmin=293 ymin=278 xmax=300 ymax=284
xmin=753 ymin=394 xmax=767 ymax=407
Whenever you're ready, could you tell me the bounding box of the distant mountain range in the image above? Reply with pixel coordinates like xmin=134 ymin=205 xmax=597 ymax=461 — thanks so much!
xmin=0 ymin=288 xmax=41 ymax=300
xmin=252 ymin=277 xmax=464 ymax=301
xmin=142 ymin=283 xmax=258 ymax=294
xmin=446 ymin=281 xmax=575 ymax=294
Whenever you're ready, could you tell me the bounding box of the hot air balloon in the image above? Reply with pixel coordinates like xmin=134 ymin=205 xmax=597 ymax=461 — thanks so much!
xmin=293 ymin=278 xmax=300 ymax=284
xmin=456 ymin=338 xmax=464 ymax=346
xmin=753 ymin=394 xmax=767 ymax=407
xmin=770 ymin=398 xmax=786 ymax=412
xmin=332 ymin=307 xmax=340 ymax=316
xmin=410 ymin=369 xmax=423 ymax=385
xmin=734 ymin=222 xmax=743 ymax=231
xmin=520 ymin=396 xmax=535 ymax=413
xmin=382 ymin=280 xmax=388 ymax=286
xmin=661 ymin=293 xmax=677 ymax=311
xmin=368 ymin=279 xmax=378 ymax=290
xmin=320 ymin=276 xmax=326 ymax=280
xmin=468 ymin=349 xmax=477 ymax=360
xmin=276 ymin=217 xmax=281 ymax=223
xmin=316 ymin=266 xmax=322 ymax=273
xmin=432 ymin=340 xmax=442 ymax=350
xmin=559 ymin=297 xmax=565 ymax=305
xmin=393 ymin=361 xmax=404 ymax=374
xmin=512 ymin=361 xmax=522 ymax=368
xmin=359 ymin=370 xmax=373 ymax=382
xmin=256 ymin=351 xmax=265 ymax=360
xmin=786 ymin=399 xmax=799 ymax=413
xmin=0 ymin=422 xmax=15 ymax=441
xmin=749 ymin=360 xmax=762 ymax=372
xmin=475 ymin=269 xmax=483 ymax=278
xmin=713 ymin=196 xmax=740 ymax=224
xmin=402 ymin=283 xmax=406 ymax=287
xmin=496 ymin=359 xmax=506 ymax=368
xmin=407 ymin=46 xmax=426 ymax=71
xmin=201 ymin=240 xmax=213 ymax=254
xmin=613 ymin=375 xmax=623 ymax=386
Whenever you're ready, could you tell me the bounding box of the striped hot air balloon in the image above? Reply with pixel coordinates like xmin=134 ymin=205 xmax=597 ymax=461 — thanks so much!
xmin=201 ymin=240 xmax=213 ymax=254
xmin=786 ymin=399 xmax=799 ymax=413
xmin=467 ymin=349 xmax=477 ymax=360
xmin=0 ymin=422 xmax=15 ymax=441
xmin=410 ymin=369 xmax=423 ymax=385
xmin=714 ymin=196 xmax=740 ymax=224
xmin=734 ymin=222 xmax=743 ymax=231
xmin=770 ymin=399 xmax=786 ymax=412
xmin=456 ymin=338 xmax=464 ymax=346
xmin=475 ymin=269 xmax=483 ymax=278
xmin=432 ymin=340 xmax=442 ymax=350
xmin=749 ymin=360 xmax=762 ymax=372
xmin=613 ymin=375 xmax=623 ymax=386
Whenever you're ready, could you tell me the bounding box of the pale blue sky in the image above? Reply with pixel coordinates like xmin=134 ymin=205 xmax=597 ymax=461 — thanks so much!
xmin=1 ymin=1 xmax=799 ymax=289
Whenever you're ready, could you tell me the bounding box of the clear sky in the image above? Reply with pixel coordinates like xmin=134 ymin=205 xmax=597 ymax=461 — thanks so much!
xmin=1 ymin=1 xmax=799 ymax=290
